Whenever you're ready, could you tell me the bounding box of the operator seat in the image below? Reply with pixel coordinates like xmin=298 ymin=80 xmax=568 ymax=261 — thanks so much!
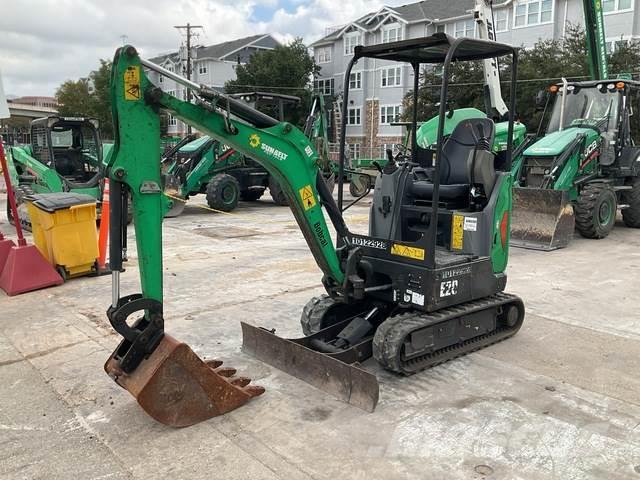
xmin=410 ymin=118 xmax=495 ymax=202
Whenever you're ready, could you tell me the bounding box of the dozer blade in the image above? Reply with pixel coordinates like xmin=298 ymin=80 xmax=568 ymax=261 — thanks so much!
xmin=511 ymin=188 xmax=575 ymax=251
xmin=105 ymin=334 xmax=264 ymax=427
xmin=163 ymin=174 xmax=187 ymax=218
xmin=241 ymin=321 xmax=379 ymax=412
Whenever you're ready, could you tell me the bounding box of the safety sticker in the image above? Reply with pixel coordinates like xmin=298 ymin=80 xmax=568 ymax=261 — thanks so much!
xmin=451 ymin=214 xmax=464 ymax=250
xmin=463 ymin=216 xmax=478 ymax=232
xmin=299 ymin=184 xmax=316 ymax=210
xmin=390 ymin=243 xmax=425 ymax=261
xmin=124 ymin=66 xmax=140 ymax=101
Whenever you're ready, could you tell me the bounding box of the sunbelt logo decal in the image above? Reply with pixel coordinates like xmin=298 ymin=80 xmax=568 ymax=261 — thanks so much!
xmin=249 ymin=133 xmax=261 ymax=148
xmin=248 ymin=133 xmax=288 ymax=161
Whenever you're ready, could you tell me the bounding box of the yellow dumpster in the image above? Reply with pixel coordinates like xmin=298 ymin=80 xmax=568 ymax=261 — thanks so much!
xmin=27 ymin=193 xmax=99 ymax=281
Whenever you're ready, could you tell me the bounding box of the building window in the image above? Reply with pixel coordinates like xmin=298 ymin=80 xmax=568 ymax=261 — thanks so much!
xmin=382 ymin=24 xmax=402 ymax=43
xmin=198 ymin=63 xmax=207 ymax=75
xmin=494 ymin=9 xmax=508 ymax=32
xmin=435 ymin=24 xmax=446 ymax=34
xmin=168 ymin=115 xmax=177 ymax=126
xmin=315 ymin=46 xmax=332 ymax=64
xmin=349 ymin=71 xmax=362 ymax=89
xmin=166 ymin=64 xmax=174 ymax=73
xmin=347 ymin=107 xmax=361 ymax=126
xmin=514 ymin=0 xmax=553 ymax=27
xmin=314 ymin=78 xmax=335 ymax=95
xmin=603 ymin=0 xmax=632 ymax=12
xmin=381 ymin=66 xmax=402 ymax=87
xmin=350 ymin=143 xmax=361 ymax=159
xmin=454 ymin=19 xmax=475 ymax=38
xmin=380 ymin=105 xmax=402 ymax=125
xmin=159 ymin=75 xmax=163 ymax=83
xmin=344 ymin=32 xmax=361 ymax=55
xmin=606 ymin=37 xmax=630 ymax=54
xmin=167 ymin=90 xmax=176 ymax=98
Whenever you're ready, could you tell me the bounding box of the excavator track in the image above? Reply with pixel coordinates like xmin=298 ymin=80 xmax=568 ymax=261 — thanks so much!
xmin=373 ymin=292 xmax=524 ymax=375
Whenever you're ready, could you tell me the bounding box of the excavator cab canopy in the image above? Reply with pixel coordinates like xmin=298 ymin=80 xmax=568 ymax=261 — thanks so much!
xmin=339 ymin=33 xmax=519 ymax=269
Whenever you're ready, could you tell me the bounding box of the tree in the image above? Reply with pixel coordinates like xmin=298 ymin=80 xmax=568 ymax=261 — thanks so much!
xmin=225 ymin=38 xmax=318 ymax=126
xmin=55 ymin=60 xmax=113 ymax=138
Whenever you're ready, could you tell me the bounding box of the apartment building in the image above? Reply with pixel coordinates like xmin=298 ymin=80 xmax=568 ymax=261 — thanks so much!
xmin=148 ymin=34 xmax=280 ymax=136
xmin=311 ymin=0 xmax=639 ymax=158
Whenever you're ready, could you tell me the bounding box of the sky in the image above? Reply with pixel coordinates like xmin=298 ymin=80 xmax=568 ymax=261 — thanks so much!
xmin=0 ymin=0 xmax=413 ymax=97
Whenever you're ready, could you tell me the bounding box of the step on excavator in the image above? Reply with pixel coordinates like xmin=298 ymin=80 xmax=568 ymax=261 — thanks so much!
xmin=104 ymin=33 xmax=525 ymax=426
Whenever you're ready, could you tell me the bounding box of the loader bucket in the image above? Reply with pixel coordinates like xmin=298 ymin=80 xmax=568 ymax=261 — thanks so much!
xmin=511 ymin=188 xmax=575 ymax=251
xmin=163 ymin=174 xmax=186 ymax=218
xmin=241 ymin=321 xmax=379 ymax=412
xmin=105 ymin=334 xmax=264 ymax=427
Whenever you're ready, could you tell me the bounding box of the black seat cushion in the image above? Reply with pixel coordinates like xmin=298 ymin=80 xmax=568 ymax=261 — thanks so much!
xmin=410 ymin=118 xmax=494 ymax=202
xmin=411 ymin=181 xmax=469 ymax=200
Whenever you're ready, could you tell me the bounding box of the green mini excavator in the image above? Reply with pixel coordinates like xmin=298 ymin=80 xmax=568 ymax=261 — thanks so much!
xmin=104 ymin=34 xmax=525 ymax=427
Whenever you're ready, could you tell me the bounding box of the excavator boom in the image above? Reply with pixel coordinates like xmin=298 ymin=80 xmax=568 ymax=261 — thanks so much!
xmin=104 ymin=46 xmax=350 ymax=426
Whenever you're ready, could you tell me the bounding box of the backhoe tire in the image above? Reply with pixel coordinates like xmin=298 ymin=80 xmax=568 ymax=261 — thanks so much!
xmin=240 ymin=189 xmax=264 ymax=202
xmin=349 ymin=174 xmax=371 ymax=197
xmin=206 ymin=174 xmax=240 ymax=212
xmin=300 ymin=295 xmax=347 ymax=335
xmin=269 ymin=177 xmax=288 ymax=206
xmin=621 ymin=177 xmax=640 ymax=228
xmin=575 ymin=183 xmax=616 ymax=239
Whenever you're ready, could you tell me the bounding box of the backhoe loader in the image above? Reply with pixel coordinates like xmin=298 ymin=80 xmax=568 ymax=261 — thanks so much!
xmin=509 ymin=0 xmax=640 ymax=250
xmin=104 ymin=33 xmax=525 ymax=426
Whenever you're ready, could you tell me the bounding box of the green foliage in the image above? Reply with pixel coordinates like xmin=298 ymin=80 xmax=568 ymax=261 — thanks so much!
xmin=404 ymin=24 xmax=640 ymax=139
xmin=55 ymin=60 xmax=113 ymax=138
xmin=224 ymin=38 xmax=319 ymax=126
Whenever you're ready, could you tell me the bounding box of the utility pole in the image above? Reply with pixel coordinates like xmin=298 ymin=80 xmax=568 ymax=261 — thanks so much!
xmin=174 ymin=23 xmax=203 ymax=134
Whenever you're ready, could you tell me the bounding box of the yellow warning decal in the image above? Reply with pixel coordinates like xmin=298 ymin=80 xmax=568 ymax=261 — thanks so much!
xmin=124 ymin=66 xmax=141 ymax=100
xmin=451 ymin=214 xmax=464 ymax=250
xmin=390 ymin=243 xmax=425 ymax=261
xmin=299 ymin=184 xmax=316 ymax=210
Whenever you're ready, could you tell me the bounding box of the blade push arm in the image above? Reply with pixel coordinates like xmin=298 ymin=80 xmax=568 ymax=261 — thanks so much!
xmin=107 ymin=46 xmax=346 ymax=315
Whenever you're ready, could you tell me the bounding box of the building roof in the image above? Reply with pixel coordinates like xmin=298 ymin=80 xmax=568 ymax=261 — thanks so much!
xmin=150 ymin=34 xmax=277 ymax=65
xmin=311 ymin=0 xmax=508 ymax=46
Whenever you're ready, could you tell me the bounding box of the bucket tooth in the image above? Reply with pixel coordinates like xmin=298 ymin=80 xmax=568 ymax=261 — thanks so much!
xmin=105 ymin=334 xmax=264 ymax=427
xmin=214 ymin=367 xmax=237 ymax=377
xmin=231 ymin=377 xmax=252 ymax=387
xmin=205 ymin=359 xmax=224 ymax=369
xmin=510 ymin=188 xmax=575 ymax=251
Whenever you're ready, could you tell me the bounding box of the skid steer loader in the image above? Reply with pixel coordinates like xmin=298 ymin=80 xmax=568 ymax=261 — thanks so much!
xmin=104 ymin=33 xmax=525 ymax=426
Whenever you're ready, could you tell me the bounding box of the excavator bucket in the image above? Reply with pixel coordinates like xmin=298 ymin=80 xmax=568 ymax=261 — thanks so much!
xmin=510 ymin=188 xmax=575 ymax=251
xmin=105 ymin=334 xmax=264 ymax=427
xmin=241 ymin=321 xmax=379 ymax=412
xmin=162 ymin=174 xmax=187 ymax=218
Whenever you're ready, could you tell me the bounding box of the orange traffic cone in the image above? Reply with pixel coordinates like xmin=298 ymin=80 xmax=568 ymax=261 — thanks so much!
xmin=98 ymin=179 xmax=110 ymax=269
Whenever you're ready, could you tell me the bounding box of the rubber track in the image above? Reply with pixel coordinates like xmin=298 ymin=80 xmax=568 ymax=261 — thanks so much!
xmin=373 ymin=292 xmax=524 ymax=374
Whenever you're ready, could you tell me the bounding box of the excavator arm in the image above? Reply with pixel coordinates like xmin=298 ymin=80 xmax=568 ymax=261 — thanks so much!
xmin=582 ymin=0 xmax=609 ymax=81
xmin=104 ymin=46 xmax=350 ymax=426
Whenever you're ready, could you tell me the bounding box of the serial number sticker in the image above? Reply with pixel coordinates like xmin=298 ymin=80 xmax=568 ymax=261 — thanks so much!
xmin=299 ymin=184 xmax=316 ymax=210
xmin=451 ymin=214 xmax=464 ymax=250
xmin=350 ymin=236 xmax=388 ymax=250
xmin=463 ymin=217 xmax=477 ymax=232
xmin=390 ymin=243 xmax=425 ymax=261
xmin=124 ymin=66 xmax=140 ymax=100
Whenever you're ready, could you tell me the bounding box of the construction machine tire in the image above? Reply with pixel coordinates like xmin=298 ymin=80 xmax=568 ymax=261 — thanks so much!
xmin=300 ymin=294 xmax=376 ymax=336
xmin=206 ymin=174 xmax=240 ymax=212
xmin=621 ymin=178 xmax=640 ymax=228
xmin=269 ymin=177 xmax=288 ymax=206
xmin=349 ymin=174 xmax=371 ymax=197
xmin=575 ymin=183 xmax=617 ymax=239
xmin=240 ymin=189 xmax=265 ymax=201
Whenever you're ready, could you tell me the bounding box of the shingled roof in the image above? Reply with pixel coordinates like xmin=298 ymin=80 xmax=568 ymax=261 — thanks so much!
xmin=311 ymin=0 xmax=507 ymax=46
xmin=150 ymin=34 xmax=277 ymax=65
